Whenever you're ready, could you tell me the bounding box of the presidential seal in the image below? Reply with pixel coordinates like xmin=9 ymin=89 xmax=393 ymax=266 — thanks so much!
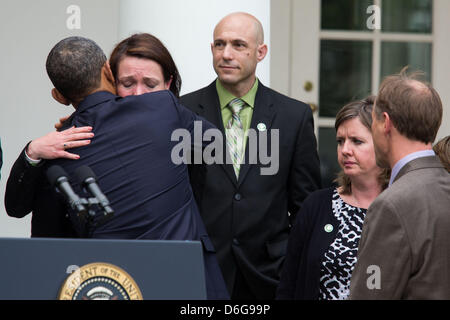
xmin=58 ymin=262 xmax=143 ymax=300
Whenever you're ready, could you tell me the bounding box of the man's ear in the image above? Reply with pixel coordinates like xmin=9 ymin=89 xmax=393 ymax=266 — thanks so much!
xmin=100 ymin=61 xmax=117 ymax=95
xmin=103 ymin=61 xmax=115 ymax=85
xmin=382 ymin=112 xmax=392 ymax=135
xmin=257 ymin=44 xmax=268 ymax=62
xmin=51 ymin=88 xmax=70 ymax=106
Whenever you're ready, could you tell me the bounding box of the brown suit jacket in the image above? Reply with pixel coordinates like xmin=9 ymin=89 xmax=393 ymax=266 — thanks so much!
xmin=350 ymin=156 xmax=450 ymax=299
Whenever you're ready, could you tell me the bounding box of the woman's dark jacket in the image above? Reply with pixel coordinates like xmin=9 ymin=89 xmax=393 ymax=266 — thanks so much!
xmin=276 ymin=187 xmax=339 ymax=299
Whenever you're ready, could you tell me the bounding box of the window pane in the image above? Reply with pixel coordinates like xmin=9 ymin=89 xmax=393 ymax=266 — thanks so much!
xmin=321 ymin=0 xmax=374 ymax=31
xmin=382 ymin=0 xmax=432 ymax=33
xmin=318 ymin=127 xmax=340 ymax=188
xmin=319 ymin=40 xmax=372 ymax=117
xmin=380 ymin=42 xmax=432 ymax=82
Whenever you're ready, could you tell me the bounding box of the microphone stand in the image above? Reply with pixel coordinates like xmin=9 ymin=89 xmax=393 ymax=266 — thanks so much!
xmin=76 ymin=197 xmax=114 ymax=238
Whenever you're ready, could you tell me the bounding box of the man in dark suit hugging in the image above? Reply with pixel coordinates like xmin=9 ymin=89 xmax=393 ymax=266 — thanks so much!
xmin=8 ymin=36 xmax=228 ymax=299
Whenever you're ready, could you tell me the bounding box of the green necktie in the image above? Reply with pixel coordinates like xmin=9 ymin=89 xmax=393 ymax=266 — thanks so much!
xmin=226 ymin=98 xmax=246 ymax=177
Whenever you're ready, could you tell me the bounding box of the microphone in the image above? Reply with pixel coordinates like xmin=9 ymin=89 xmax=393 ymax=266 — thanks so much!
xmin=74 ymin=165 xmax=114 ymax=217
xmin=47 ymin=165 xmax=87 ymax=215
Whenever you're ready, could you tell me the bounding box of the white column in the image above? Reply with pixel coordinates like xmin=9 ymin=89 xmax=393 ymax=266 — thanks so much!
xmin=433 ymin=0 xmax=450 ymax=141
xmin=0 ymin=0 xmax=120 ymax=237
xmin=118 ymin=0 xmax=271 ymax=95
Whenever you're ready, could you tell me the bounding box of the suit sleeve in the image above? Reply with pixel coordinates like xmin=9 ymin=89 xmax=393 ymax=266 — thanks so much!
xmin=349 ymin=198 xmax=411 ymax=299
xmin=287 ymin=105 xmax=321 ymax=223
xmin=171 ymin=93 xmax=218 ymax=157
xmin=175 ymin=101 xmax=217 ymax=140
xmin=4 ymin=144 xmax=44 ymax=218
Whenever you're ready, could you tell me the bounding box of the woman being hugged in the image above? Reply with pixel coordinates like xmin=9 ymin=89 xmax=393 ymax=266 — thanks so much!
xmin=109 ymin=33 xmax=181 ymax=98
xmin=4 ymin=33 xmax=182 ymax=232
xmin=277 ymin=96 xmax=389 ymax=300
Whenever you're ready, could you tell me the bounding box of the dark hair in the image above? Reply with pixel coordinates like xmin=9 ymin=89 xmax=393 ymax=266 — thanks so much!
xmin=335 ymin=96 xmax=376 ymax=132
xmin=109 ymin=33 xmax=181 ymax=97
xmin=334 ymin=96 xmax=390 ymax=195
xmin=46 ymin=36 xmax=106 ymax=102
xmin=374 ymin=67 xmax=443 ymax=144
xmin=433 ymin=135 xmax=450 ymax=173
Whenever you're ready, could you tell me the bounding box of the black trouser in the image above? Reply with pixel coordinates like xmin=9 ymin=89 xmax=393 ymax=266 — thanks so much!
xmin=232 ymin=267 xmax=257 ymax=300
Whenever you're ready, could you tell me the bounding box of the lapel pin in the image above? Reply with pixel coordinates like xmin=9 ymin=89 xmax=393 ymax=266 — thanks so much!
xmin=324 ymin=224 xmax=333 ymax=233
xmin=257 ymin=123 xmax=267 ymax=132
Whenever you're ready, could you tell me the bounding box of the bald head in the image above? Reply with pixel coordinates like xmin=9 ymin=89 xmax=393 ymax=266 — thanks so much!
xmin=405 ymin=79 xmax=429 ymax=93
xmin=214 ymin=12 xmax=264 ymax=45
xmin=211 ymin=12 xmax=268 ymax=97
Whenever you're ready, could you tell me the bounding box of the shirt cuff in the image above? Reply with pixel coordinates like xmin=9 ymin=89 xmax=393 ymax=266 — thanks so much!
xmin=24 ymin=148 xmax=42 ymax=166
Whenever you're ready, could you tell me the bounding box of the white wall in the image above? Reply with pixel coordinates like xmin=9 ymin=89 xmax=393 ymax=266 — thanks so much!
xmin=118 ymin=0 xmax=271 ymax=96
xmin=0 ymin=0 xmax=119 ymax=237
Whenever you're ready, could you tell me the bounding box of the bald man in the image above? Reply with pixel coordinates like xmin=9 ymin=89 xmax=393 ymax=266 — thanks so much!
xmin=180 ymin=12 xmax=321 ymax=299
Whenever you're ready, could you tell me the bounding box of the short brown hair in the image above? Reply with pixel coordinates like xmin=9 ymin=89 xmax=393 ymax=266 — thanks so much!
xmin=374 ymin=67 xmax=442 ymax=144
xmin=433 ymin=135 xmax=450 ymax=172
xmin=46 ymin=36 xmax=106 ymax=102
xmin=334 ymin=96 xmax=390 ymax=195
xmin=109 ymin=33 xmax=181 ymax=97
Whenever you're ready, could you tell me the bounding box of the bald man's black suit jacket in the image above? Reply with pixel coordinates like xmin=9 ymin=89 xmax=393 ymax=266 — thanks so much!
xmin=180 ymin=80 xmax=321 ymax=299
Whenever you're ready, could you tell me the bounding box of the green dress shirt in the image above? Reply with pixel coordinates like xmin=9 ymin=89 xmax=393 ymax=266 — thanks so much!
xmin=216 ymin=78 xmax=258 ymax=153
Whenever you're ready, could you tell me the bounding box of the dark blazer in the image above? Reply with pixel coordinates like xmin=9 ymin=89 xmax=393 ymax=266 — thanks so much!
xmin=5 ymin=90 xmax=229 ymax=300
xmin=180 ymin=80 xmax=322 ymax=299
xmin=350 ymin=156 xmax=450 ymax=299
xmin=5 ymin=146 xmax=77 ymax=237
xmin=276 ymin=187 xmax=338 ymax=299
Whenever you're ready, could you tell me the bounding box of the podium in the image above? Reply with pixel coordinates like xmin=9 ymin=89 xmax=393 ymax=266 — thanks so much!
xmin=0 ymin=237 xmax=206 ymax=300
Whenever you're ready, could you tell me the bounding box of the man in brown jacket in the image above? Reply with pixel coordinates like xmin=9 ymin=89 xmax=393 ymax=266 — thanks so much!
xmin=349 ymin=69 xmax=450 ymax=299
